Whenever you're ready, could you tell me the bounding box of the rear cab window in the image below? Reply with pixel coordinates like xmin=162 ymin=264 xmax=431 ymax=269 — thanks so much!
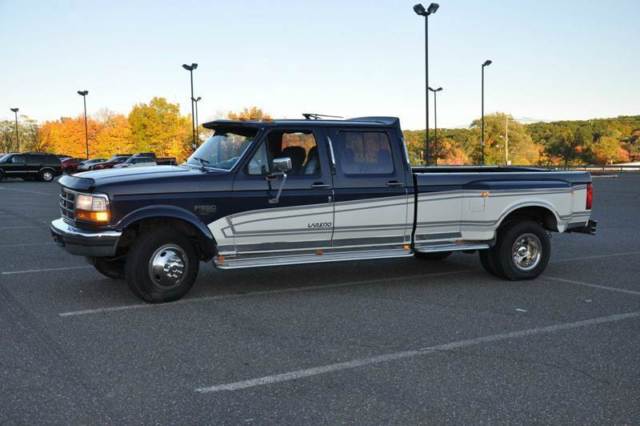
xmin=337 ymin=131 xmax=395 ymax=175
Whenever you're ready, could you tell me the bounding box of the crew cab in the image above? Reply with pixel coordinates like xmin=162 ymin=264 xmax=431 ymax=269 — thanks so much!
xmin=50 ymin=117 xmax=596 ymax=303
xmin=0 ymin=152 xmax=62 ymax=182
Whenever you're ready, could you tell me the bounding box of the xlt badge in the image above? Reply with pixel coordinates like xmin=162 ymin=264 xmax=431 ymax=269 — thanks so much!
xmin=307 ymin=222 xmax=332 ymax=229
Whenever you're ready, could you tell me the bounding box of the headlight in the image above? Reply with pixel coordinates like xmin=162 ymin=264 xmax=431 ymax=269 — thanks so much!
xmin=75 ymin=193 xmax=110 ymax=223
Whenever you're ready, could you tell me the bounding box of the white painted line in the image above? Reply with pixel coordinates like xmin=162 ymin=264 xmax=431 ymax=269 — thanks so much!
xmin=545 ymin=276 xmax=640 ymax=297
xmin=1 ymin=265 xmax=92 ymax=276
xmin=0 ymin=186 xmax=56 ymax=196
xmin=58 ymin=270 xmax=471 ymax=317
xmin=0 ymin=225 xmax=40 ymax=230
xmin=0 ymin=242 xmax=56 ymax=248
xmin=195 ymin=310 xmax=640 ymax=393
xmin=553 ymin=251 xmax=640 ymax=263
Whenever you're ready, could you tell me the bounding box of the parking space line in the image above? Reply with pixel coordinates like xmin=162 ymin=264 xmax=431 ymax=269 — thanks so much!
xmin=194 ymin=310 xmax=640 ymax=393
xmin=1 ymin=265 xmax=92 ymax=276
xmin=545 ymin=276 xmax=640 ymax=296
xmin=58 ymin=270 xmax=472 ymax=317
xmin=553 ymin=250 xmax=640 ymax=263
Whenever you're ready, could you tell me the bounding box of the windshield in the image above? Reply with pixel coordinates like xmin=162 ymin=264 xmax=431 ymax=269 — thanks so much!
xmin=187 ymin=130 xmax=257 ymax=171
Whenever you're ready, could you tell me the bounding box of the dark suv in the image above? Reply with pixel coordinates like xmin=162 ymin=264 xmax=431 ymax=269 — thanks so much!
xmin=0 ymin=152 xmax=62 ymax=182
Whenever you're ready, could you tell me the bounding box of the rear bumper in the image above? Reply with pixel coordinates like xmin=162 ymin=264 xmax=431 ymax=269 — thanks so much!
xmin=566 ymin=219 xmax=598 ymax=235
xmin=50 ymin=218 xmax=122 ymax=257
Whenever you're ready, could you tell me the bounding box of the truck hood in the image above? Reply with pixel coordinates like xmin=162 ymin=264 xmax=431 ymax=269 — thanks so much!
xmin=58 ymin=165 xmax=227 ymax=192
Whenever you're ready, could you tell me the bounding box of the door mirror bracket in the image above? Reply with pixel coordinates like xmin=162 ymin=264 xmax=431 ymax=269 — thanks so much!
xmin=268 ymin=157 xmax=292 ymax=204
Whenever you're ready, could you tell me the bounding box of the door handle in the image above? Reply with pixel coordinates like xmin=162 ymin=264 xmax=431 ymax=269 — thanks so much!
xmin=386 ymin=180 xmax=403 ymax=187
xmin=311 ymin=182 xmax=330 ymax=189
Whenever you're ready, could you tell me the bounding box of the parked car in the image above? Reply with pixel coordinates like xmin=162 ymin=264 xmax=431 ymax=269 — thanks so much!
xmin=113 ymin=153 xmax=177 ymax=168
xmin=92 ymin=155 xmax=132 ymax=170
xmin=60 ymin=157 xmax=83 ymax=174
xmin=77 ymin=159 xmax=106 ymax=172
xmin=51 ymin=116 xmax=596 ymax=303
xmin=0 ymin=152 xmax=62 ymax=182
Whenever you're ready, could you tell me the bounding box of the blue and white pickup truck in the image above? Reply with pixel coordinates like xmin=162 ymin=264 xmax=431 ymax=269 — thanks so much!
xmin=50 ymin=116 xmax=596 ymax=302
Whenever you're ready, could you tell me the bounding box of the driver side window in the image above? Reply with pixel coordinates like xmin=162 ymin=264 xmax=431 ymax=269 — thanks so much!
xmin=247 ymin=130 xmax=320 ymax=176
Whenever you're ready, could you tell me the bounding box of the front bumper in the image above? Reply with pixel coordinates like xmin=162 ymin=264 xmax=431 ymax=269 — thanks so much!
xmin=50 ymin=218 xmax=122 ymax=257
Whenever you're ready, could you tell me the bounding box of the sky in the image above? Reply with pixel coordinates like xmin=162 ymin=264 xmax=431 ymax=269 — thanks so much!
xmin=1 ymin=0 xmax=639 ymax=129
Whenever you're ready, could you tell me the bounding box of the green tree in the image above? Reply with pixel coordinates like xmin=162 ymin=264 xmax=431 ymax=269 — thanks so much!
xmin=128 ymin=97 xmax=191 ymax=160
xmin=469 ymin=113 xmax=540 ymax=165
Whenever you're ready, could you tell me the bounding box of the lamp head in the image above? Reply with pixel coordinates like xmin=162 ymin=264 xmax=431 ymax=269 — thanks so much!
xmin=10 ymin=107 xmax=19 ymax=113
xmin=427 ymin=3 xmax=440 ymax=14
xmin=182 ymin=63 xmax=198 ymax=71
xmin=77 ymin=90 xmax=88 ymax=96
xmin=413 ymin=4 xmax=426 ymax=16
xmin=192 ymin=96 xmax=202 ymax=102
xmin=482 ymin=60 xmax=493 ymax=67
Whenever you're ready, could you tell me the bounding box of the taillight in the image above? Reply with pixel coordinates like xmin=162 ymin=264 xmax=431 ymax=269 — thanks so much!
xmin=586 ymin=183 xmax=593 ymax=210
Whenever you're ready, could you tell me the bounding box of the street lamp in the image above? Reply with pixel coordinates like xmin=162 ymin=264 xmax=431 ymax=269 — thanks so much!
xmin=77 ymin=90 xmax=89 ymax=159
xmin=182 ymin=63 xmax=198 ymax=149
xmin=428 ymin=87 xmax=443 ymax=165
xmin=10 ymin=108 xmax=19 ymax=152
xmin=481 ymin=59 xmax=492 ymax=165
xmin=414 ymin=2 xmax=439 ymax=166
xmin=192 ymin=96 xmax=202 ymax=145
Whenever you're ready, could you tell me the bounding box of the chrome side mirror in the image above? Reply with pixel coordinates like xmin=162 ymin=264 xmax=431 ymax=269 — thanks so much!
xmin=272 ymin=157 xmax=292 ymax=174
xmin=268 ymin=157 xmax=292 ymax=204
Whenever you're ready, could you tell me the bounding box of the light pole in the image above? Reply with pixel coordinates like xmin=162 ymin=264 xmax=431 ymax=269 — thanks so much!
xmin=428 ymin=86 xmax=442 ymax=165
xmin=481 ymin=59 xmax=492 ymax=165
xmin=192 ymin=96 xmax=202 ymax=145
xmin=182 ymin=63 xmax=198 ymax=149
xmin=413 ymin=3 xmax=439 ymax=166
xmin=77 ymin=90 xmax=89 ymax=159
xmin=10 ymin=108 xmax=19 ymax=152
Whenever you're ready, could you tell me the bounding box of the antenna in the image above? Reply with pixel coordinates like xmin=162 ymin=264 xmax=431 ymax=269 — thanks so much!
xmin=302 ymin=113 xmax=344 ymax=120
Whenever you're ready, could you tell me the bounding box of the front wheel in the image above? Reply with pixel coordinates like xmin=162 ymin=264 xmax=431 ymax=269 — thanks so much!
xmin=125 ymin=227 xmax=199 ymax=303
xmin=39 ymin=169 xmax=55 ymax=182
xmin=493 ymin=220 xmax=551 ymax=280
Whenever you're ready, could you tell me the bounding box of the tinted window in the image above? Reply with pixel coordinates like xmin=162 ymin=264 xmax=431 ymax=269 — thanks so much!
xmin=11 ymin=155 xmax=26 ymax=164
xmin=338 ymin=131 xmax=394 ymax=175
xmin=247 ymin=130 xmax=320 ymax=176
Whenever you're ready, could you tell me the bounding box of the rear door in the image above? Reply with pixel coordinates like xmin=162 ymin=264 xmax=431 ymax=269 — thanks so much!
xmin=329 ymin=128 xmax=412 ymax=251
xmin=228 ymin=127 xmax=334 ymax=256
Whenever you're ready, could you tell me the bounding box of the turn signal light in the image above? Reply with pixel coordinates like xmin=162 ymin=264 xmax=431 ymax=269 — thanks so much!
xmin=76 ymin=209 xmax=110 ymax=223
xmin=586 ymin=183 xmax=593 ymax=210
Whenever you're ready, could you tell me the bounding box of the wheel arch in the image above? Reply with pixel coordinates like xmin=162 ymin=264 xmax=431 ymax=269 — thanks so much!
xmin=497 ymin=202 xmax=560 ymax=232
xmin=116 ymin=206 xmax=217 ymax=261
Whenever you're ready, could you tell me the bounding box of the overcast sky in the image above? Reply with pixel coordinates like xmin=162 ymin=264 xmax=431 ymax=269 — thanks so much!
xmin=1 ymin=0 xmax=639 ymax=129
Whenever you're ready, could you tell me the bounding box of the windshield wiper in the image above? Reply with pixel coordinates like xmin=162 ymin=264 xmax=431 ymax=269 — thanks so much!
xmin=193 ymin=157 xmax=210 ymax=171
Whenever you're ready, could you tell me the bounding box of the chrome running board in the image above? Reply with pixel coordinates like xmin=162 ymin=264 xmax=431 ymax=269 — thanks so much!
xmin=414 ymin=242 xmax=489 ymax=254
xmin=215 ymin=248 xmax=413 ymax=270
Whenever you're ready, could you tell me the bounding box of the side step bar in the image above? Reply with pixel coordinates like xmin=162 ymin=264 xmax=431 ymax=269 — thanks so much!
xmin=216 ymin=248 xmax=413 ymax=270
xmin=414 ymin=242 xmax=490 ymax=254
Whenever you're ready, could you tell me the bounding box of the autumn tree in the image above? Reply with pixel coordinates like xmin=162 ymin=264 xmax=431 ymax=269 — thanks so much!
xmin=468 ymin=113 xmax=540 ymax=165
xmin=0 ymin=116 xmax=40 ymax=152
xmin=128 ymin=97 xmax=192 ymax=161
xmin=227 ymin=107 xmax=272 ymax=121
xmin=38 ymin=116 xmax=100 ymax=159
xmin=94 ymin=114 xmax=133 ymax=157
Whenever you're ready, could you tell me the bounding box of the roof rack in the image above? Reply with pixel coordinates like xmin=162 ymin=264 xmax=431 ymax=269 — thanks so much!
xmin=302 ymin=113 xmax=344 ymax=120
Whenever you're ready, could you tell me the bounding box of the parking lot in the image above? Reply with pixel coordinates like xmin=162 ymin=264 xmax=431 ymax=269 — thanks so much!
xmin=1 ymin=174 xmax=639 ymax=424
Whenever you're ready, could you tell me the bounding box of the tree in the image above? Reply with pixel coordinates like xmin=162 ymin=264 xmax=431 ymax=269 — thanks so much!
xmin=38 ymin=116 xmax=100 ymax=158
xmin=128 ymin=97 xmax=192 ymax=161
xmin=469 ymin=113 xmax=540 ymax=165
xmin=227 ymin=107 xmax=271 ymax=121
xmin=94 ymin=114 xmax=133 ymax=157
xmin=592 ymin=136 xmax=627 ymax=164
xmin=0 ymin=116 xmax=40 ymax=153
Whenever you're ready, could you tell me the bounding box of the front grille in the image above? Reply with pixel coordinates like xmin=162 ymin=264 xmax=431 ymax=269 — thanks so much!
xmin=59 ymin=187 xmax=76 ymax=222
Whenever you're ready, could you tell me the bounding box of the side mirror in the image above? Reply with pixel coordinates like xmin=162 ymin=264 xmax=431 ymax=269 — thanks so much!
xmin=272 ymin=157 xmax=292 ymax=174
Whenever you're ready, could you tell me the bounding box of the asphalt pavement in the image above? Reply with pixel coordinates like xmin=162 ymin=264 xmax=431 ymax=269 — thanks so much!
xmin=0 ymin=174 xmax=639 ymax=424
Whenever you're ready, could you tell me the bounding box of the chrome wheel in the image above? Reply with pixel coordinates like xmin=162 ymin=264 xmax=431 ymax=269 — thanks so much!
xmin=148 ymin=244 xmax=188 ymax=289
xmin=511 ymin=233 xmax=542 ymax=271
xmin=42 ymin=171 xmax=53 ymax=181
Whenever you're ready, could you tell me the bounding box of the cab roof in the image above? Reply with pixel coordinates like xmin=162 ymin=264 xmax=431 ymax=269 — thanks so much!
xmin=202 ymin=116 xmax=400 ymax=130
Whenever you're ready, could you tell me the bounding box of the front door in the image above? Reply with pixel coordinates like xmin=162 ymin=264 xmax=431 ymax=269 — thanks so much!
xmin=329 ymin=128 xmax=412 ymax=251
xmin=226 ymin=128 xmax=334 ymax=257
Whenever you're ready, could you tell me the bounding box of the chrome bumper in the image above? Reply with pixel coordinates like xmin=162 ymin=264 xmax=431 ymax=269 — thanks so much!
xmin=50 ymin=218 xmax=122 ymax=257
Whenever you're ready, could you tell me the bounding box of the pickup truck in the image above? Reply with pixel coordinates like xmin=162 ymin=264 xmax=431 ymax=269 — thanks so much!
xmin=50 ymin=116 xmax=596 ymax=303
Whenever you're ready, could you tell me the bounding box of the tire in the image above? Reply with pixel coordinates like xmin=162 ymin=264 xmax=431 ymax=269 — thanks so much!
xmin=125 ymin=227 xmax=199 ymax=303
xmin=89 ymin=257 xmax=125 ymax=280
xmin=478 ymin=249 xmax=505 ymax=278
xmin=39 ymin=169 xmax=55 ymax=182
xmin=415 ymin=251 xmax=452 ymax=261
xmin=493 ymin=220 xmax=551 ymax=280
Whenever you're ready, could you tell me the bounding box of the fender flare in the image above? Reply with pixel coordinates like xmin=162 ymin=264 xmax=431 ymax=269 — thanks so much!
xmin=495 ymin=200 xmax=562 ymax=231
xmin=116 ymin=205 xmax=217 ymax=255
